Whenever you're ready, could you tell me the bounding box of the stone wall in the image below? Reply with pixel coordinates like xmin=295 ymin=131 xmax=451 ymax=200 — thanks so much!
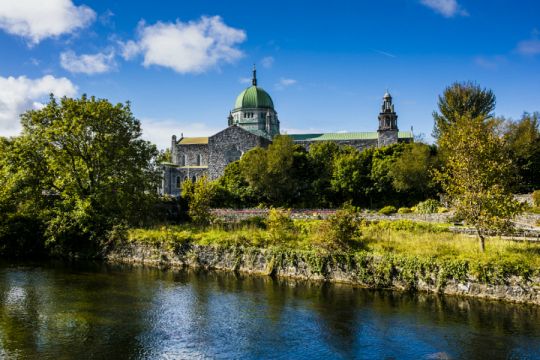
xmin=378 ymin=130 xmax=398 ymax=147
xmin=175 ymin=144 xmax=209 ymax=166
xmin=108 ymin=243 xmax=540 ymax=305
xmin=161 ymin=165 xmax=208 ymax=197
xmin=208 ymin=125 xmax=271 ymax=179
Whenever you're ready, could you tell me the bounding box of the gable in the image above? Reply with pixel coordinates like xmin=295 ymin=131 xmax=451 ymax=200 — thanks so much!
xmin=209 ymin=124 xmax=269 ymax=143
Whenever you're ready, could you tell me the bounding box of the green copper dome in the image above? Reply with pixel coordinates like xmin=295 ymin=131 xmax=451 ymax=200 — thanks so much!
xmin=234 ymin=86 xmax=274 ymax=110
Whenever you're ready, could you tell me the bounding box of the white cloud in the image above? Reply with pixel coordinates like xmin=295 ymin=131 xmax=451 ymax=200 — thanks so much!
xmin=60 ymin=50 xmax=116 ymax=74
xmin=123 ymin=16 xmax=246 ymax=74
xmin=239 ymin=77 xmax=251 ymax=84
xmin=420 ymin=0 xmax=468 ymax=18
xmin=0 ymin=0 xmax=95 ymax=45
xmin=0 ymin=75 xmax=77 ymax=136
xmin=261 ymin=56 xmax=274 ymax=68
xmin=474 ymin=55 xmax=507 ymax=70
xmin=275 ymin=77 xmax=297 ymax=90
xmin=516 ymin=39 xmax=540 ymax=56
xmin=140 ymin=118 xmax=221 ymax=150
xmin=373 ymin=49 xmax=396 ymax=58
xmin=119 ymin=40 xmax=140 ymax=60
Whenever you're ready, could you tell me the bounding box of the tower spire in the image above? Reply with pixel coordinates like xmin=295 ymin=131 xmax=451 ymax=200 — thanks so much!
xmin=252 ymin=64 xmax=257 ymax=86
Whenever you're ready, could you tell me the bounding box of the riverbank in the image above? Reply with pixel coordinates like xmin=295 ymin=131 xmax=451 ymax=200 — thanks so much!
xmin=106 ymin=220 xmax=540 ymax=305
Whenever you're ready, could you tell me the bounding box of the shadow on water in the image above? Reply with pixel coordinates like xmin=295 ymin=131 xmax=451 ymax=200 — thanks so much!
xmin=0 ymin=260 xmax=538 ymax=359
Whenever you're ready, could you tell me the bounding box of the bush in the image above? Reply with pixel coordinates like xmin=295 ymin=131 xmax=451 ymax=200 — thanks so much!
xmin=415 ymin=199 xmax=441 ymax=214
xmin=398 ymin=207 xmax=412 ymax=214
xmin=239 ymin=216 xmax=267 ymax=229
xmin=313 ymin=209 xmax=362 ymax=251
xmin=266 ymin=208 xmax=296 ymax=244
xmin=533 ymin=190 xmax=540 ymax=207
xmin=182 ymin=176 xmax=217 ymax=226
xmin=366 ymin=219 xmax=451 ymax=233
xmin=437 ymin=207 xmax=449 ymax=213
xmin=378 ymin=206 xmax=397 ymax=215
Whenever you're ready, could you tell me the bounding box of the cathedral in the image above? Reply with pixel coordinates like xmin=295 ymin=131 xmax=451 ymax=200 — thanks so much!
xmin=161 ymin=67 xmax=413 ymax=196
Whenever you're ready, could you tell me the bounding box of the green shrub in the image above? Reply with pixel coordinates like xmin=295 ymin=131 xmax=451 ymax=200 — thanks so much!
xmin=366 ymin=219 xmax=451 ymax=233
xmin=239 ymin=216 xmax=267 ymax=229
xmin=313 ymin=209 xmax=362 ymax=251
xmin=378 ymin=206 xmax=397 ymax=215
xmin=533 ymin=190 xmax=540 ymax=207
xmin=182 ymin=176 xmax=217 ymax=226
xmin=437 ymin=207 xmax=449 ymax=213
xmin=266 ymin=208 xmax=296 ymax=243
xmin=398 ymin=207 xmax=412 ymax=214
xmin=415 ymin=199 xmax=441 ymax=214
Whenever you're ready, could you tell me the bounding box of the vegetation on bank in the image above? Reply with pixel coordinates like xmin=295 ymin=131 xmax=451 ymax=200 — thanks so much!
xmin=125 ymin=215 xmax=540 ymax=284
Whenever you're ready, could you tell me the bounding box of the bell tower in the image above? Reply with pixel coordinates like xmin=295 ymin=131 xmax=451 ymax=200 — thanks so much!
xmin=377 ymin=91 xmax=399 ymax=147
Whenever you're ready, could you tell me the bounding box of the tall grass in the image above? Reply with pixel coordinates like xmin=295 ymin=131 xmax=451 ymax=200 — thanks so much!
xmin=127 ymin=219 xmax=540 ymax=278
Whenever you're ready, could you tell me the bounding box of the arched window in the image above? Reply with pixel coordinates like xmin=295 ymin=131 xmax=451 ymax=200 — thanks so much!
xmin=180 ymin=154 xmax=186 ymax=166
xmin=196 ymin=154 xmax=201 ymax=166
xmin=176 ymin=176 xmax=181 ymax=189
xmin=192 ymin=176 xmax=196 ymax=182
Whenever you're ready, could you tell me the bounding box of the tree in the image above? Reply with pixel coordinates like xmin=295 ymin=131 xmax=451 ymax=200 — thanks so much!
xmin=503 ymin=112 xmax=540 ymax=193
xmin=369 ymin=144 xmax=405 ymax=206
xmin=308 ymin=141 xmax=342 ymax=207
xmin=389 ymin=143 xmax=440 ymax=203
xmin=3 ymin=95 xmax=161 ymax=252
xmin=240 ymin=135 xmax=312 ymax=206
xmin=331 ymin=147 xmax=372 ymax=206
xmin=157 ymin=148 xmax=172 ymax=163
xmin=182 ymin=175 xmax=217 ymax=225
xmin=214 ymin=161 xmax=259 ymax=208
xmin=433 ymin=82 xmax=496 ymax=140
xmin=435 ymin=114 xmax=522 ymax=252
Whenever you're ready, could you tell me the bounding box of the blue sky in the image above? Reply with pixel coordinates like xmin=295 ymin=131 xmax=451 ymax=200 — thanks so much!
xmin=0 ymin=0 xmax=539 ymax=149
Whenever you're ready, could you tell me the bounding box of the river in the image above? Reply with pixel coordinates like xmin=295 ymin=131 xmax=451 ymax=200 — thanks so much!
xmin=0 ymin=261 xmax=538 ymax=359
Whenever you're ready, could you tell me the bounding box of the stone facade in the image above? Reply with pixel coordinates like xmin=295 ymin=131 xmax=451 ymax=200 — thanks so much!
xmin=208 ymin=125 xmax=271 ymax=179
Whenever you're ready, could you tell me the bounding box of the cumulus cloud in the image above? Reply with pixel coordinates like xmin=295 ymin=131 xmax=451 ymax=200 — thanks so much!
xmin=420 ymin=0 xmax=468 ymax=18
xmin=60 ymin=50 xmax=116 ymax=74
xmin=121 ymin=16 xmax=246 ymax=74
xmin=0 ymin=75 xmax=77 ymax=136
xmin=261 ymin=56 xmax=274 ymax=68
xmin=0 ymin=0 xmax=95 ymax=45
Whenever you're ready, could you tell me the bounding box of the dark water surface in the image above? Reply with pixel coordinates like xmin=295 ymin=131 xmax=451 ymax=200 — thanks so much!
xmin=0 ymin=261 xmax=539 ymax=359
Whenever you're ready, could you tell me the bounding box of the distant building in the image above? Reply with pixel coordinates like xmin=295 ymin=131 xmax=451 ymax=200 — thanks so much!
xmin=161 ymin=67 xmax=413 ymax=196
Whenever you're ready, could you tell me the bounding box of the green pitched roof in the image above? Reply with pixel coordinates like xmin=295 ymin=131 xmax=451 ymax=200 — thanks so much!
xmin=289 ymin=131 xmax=414 ymax=141
xmin=178 ymin=137 xmax=208 ymax=145
xmin=234 ymin=86 xmax=274 ymax=110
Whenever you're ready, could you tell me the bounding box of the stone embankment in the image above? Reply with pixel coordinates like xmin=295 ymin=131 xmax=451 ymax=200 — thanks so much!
xmin=108 ymin=243 xmax=540 ymax=306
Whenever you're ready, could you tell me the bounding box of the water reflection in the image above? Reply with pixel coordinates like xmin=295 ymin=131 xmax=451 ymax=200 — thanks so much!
xmin=0 ymin=261 xmax=538 ymax=359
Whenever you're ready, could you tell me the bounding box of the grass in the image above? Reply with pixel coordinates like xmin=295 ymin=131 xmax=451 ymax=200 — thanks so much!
xmin=126 ymin=219 xmax=540 ymax=282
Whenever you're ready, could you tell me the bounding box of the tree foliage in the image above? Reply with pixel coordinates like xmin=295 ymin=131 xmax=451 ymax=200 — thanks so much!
xmin=182 ymin=175 xmax=217 ymax=225
xmin=502 ymin=112 xmax=540 ymax=193
xmin=433 ymin=82 xmax=496 ymax=140
xmin=435 ymin=115 xmax=522 ymax=251
xmin=0 ymin=95 xmax=161 ymax=254
xmin=217 ymin=138 xmax=435 ymax=209
xmin=389 ymin=143 xmax=440 ymax=199
xmin=240 ymin=135 xmax=312 ymax=206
